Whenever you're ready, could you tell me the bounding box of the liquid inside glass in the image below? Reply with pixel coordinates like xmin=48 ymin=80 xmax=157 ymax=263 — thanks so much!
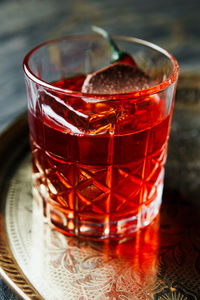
xmin=28 ymin=75 xmax=171 ymax=239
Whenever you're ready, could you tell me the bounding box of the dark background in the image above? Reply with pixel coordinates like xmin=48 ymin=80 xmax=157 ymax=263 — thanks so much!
xmin=0 ymin=0 xmax=200 ymax=298
xmin=1 ymin=0 xmax=200 ymax=132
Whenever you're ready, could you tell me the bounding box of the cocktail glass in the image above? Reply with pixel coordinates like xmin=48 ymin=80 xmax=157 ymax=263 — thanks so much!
xmin=23 ymin=35 xmax=179 ymax=239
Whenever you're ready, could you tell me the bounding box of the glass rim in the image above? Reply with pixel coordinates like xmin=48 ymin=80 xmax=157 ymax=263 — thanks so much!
xmin=23 ymin=34 xmax=180 ymax=101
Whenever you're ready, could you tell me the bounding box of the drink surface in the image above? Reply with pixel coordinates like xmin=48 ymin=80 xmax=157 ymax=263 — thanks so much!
xmin=28 ymin=75 xmax=171 ymax=238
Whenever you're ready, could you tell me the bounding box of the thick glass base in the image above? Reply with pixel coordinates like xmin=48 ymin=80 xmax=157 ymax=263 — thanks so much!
xmin=33 ymin=184 xmax=163 ymax=240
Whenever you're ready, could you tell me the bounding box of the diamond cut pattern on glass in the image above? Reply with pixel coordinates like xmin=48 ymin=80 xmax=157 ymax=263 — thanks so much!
xmin=42 ymin=152 xmax=74 ymax=209
xmin=32 ymin=134 xmax=167 ymax=226
xmin=76 ymin=166 xmax=110 ymax=214
xmin=43 ymin=140 xmax=166 ymax=216
xmin=111 ymin=141 xmax=167 ymax=212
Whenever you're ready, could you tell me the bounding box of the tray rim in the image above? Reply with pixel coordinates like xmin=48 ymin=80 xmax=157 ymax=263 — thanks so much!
xmin=0 ymin=113 xmax=42 ymax=300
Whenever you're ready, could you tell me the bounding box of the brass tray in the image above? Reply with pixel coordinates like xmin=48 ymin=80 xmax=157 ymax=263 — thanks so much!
xmin=0 ymin=75 xmax=200 ymax=299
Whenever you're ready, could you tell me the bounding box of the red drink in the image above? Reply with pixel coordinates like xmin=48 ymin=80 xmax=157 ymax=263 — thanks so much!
xmin=28 ymin=75 xmax=171 ymax=239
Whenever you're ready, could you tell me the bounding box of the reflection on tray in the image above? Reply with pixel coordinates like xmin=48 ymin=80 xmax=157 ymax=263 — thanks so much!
xmin=5 ymin=151 xmax=200 ymax=299
xmin=32 ymin=211 xmax=159 ymax=299
xmin=31 ymin=198 xmax=200 ymax=299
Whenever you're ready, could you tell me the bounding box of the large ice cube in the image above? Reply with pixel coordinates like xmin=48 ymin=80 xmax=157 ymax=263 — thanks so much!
xmin=82 ymin=62 xmax=155 ymax=94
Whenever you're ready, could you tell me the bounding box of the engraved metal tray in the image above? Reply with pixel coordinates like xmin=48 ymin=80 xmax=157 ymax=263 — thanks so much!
xmin=0 ymin=75 xmax=200 ymax=299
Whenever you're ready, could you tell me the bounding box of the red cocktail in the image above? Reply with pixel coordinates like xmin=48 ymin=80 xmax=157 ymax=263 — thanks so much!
xmin=23 ymin=35 xmax=179 ymax=239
